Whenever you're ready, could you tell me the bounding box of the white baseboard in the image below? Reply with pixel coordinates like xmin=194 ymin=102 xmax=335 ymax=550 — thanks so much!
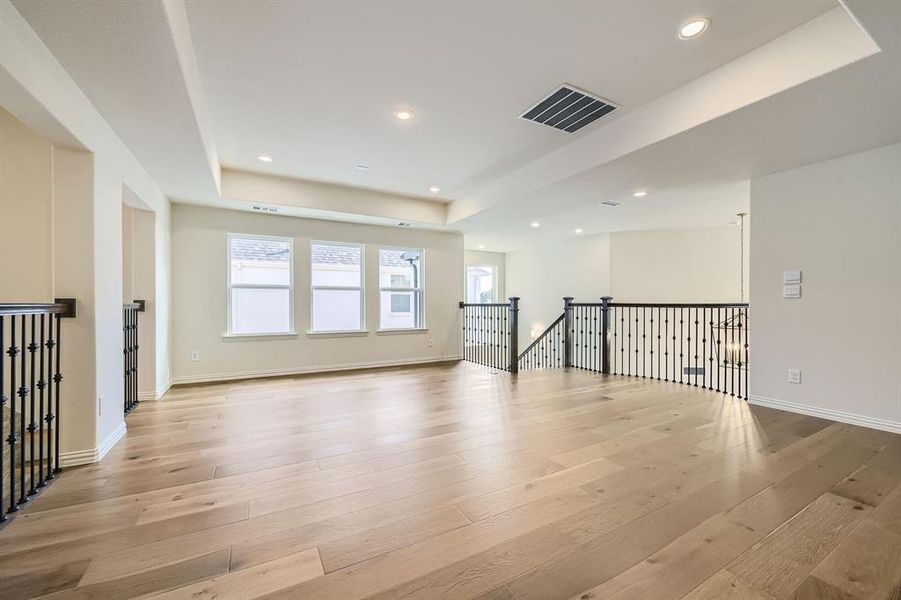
xmin=170 ymin=355 xmax=464 ymax=386
xmin=138 ymin=391 xmax=157 ymax=401
xmin=59 ymin=421 xmax=127 ymax=467
xmin=749 ymin=395 xmax=901 ymax=434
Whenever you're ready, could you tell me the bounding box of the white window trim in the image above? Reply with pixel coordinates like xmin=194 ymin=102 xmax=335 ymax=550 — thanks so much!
xmin=309 ymin=240 xmax=366 ymax=334
xmin=465 ymin=264 xmax=498 ymax=303
xmin=379 ymin=246 xmax=425 ymax=330
xmin=226 ymin=233 xmax=295 ymax=337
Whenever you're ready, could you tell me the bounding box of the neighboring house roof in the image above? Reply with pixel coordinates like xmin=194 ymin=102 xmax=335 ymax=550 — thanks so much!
xmin=231 ymin=237 xmax=418 ymax=268
xmin=230 ymin=237 xmax=290 ymax=262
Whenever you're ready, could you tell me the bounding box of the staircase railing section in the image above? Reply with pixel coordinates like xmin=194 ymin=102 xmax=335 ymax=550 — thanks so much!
xmin=517 ymin=296 xmax=750 ymax=399
xmin=459 ymin=297 xmax=519 ymax=373
xmin=0 ymin=299 xmax=75 ymax=525
xmin=123 ymin=301 xmax=144 ymax=416
xmin=517 ymin=313 xmax=565 ymax=371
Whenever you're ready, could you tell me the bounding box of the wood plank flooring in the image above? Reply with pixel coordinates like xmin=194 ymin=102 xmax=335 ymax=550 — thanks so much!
xmin=1 ymin=361 xmax=899 ymax=600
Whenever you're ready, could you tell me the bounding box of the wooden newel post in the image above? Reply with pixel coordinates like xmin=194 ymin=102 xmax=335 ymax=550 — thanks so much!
xmin=508 ymin=297 xmax=520 ymax=374
xmin=600 ymin=296 xmax=613 ymax=374
xmin=563 ymin=297 xmax=574 ymax=368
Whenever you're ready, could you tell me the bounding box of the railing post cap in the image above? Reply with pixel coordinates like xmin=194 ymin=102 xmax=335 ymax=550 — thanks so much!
xmin=563 ymin=296 xmax=574 ymax=305
xmin=458 ymin=301 xmax=465 ymax=308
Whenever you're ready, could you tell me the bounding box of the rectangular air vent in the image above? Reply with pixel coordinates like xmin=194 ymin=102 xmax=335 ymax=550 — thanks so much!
xmin=599 ymin=200 xmax=622 ymax=207
xmin=521 ymin=84 xmax=617 ymax=133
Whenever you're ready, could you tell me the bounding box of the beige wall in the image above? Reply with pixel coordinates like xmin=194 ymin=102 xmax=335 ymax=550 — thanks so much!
xmin=506 ymin=234 xmax=611 ymax=344
xmin=3 ymin=3 xmax=174 ymax=463
xmin=464 ymin=249 xmax=505 ymax=301
xmin=749 ymin=142 xmax=901 ymax=432
xmin=171 ymin=204 xmax=463 ymax=383
xmin=610 ymin=226 xmax=748 ymax=303
xmin=0 ymin=106 xmax=53 ymax=301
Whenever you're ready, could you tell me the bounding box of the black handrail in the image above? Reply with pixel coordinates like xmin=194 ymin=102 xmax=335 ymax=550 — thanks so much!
xmin=0 ymin=299 xmax=75 ymax=528
xmin=517 ymin=313 xmax=564 ymax=360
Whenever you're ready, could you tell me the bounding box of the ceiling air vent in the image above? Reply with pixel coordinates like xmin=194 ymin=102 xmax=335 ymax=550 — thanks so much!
xmin=520 ymin=84 xmax=617 ymax=133
xmin=599 ymin=200 xmax=622 ymax=207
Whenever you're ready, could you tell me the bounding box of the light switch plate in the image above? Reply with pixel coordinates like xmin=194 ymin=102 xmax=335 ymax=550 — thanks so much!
xmin=788 ymin=369 xmax=801 ymax=384
xmin=783 ymin=284 xmax=801 ymax=299
xmin=783 ymin=270 xmax=802 ymax=284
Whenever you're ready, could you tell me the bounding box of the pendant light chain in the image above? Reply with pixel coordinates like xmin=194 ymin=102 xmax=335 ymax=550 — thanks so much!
xmin=737 ymin=212 xmax=747 ymax=303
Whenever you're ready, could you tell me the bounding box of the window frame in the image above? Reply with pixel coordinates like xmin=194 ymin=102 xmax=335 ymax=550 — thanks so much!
xmin=465 ymin=264 xmax=498 ymax=303
xmin=309 ymin=240 xmax=366 ymax=333
xmin=226 ymin=232 xmax=295 ymax=337
xmin=378 ymin=246 xmax=425 ymax=331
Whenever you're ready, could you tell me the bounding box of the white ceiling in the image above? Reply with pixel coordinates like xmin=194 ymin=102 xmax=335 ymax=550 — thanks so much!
xmin=10 ymin=0 xmax=901 ymax=252
xmin=182 ymin=0 xmax=832 ymax=200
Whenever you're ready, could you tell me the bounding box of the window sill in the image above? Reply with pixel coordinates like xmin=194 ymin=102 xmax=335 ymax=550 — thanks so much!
xmin=306 ymin=330 xmax=370 ymax=339
xmin=376 ymin=328 xmax=429 ymax=336
xmin=222 ymin=331 xmax=299 ymax=341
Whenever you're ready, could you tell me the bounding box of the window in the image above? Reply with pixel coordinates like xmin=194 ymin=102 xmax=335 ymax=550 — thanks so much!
xmin=311 ymin=241 xmax=364 ymax=332
xmin=379 ymin=247 xmax=423 ymax=329
xmin=228 ymin=234 xmax=293 ymax=335
xmin=466 ymin=265 xmax=496 ymax=303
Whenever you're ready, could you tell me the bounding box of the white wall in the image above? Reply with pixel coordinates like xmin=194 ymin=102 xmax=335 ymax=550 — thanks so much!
xmin=610 ymin=225 xmax=748 ymax=303
xmin=171 ymin=204 xmax=463 ymax=383
xmin=506 ymin=234 xmax=611 ymax=344
xmin=749 ymin=142 xmax=901 ymax=432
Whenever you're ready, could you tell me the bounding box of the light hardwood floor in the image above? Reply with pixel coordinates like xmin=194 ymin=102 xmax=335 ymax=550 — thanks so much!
xmin=1 ymin=361 xmax=899 ymax=599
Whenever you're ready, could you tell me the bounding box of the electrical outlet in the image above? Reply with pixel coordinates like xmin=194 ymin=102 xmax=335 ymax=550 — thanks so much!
xmin=788 ymin=369 xmax=801 ymax=384
xmin=427 ymin=338 xmax=434 ymax=348
xmin=191 ymin=350 xmax=200 ymax=362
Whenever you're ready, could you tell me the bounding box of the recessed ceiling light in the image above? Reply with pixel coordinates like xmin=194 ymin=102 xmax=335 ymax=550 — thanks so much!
xmin=678 ymin=18 xmax=710 ymax=40
xmin=633 ymin=190 xmax=648 ymax=198
xmin=574 ymin=228 xmax=584 ymax=235
xmin=429 ymin=186 xmax=440 ymax=193
xmin=478 ymin=244 xmax=485 ymax=250
xmin=355 ymin=163 xmax=370 ymax=171
xmin=257 ymin=155 xmax=273 ymax=163
xmin=393 ymin=108 xmax=415 ymax=121
xmin=530 ymin=221 xmax=540 ymax=228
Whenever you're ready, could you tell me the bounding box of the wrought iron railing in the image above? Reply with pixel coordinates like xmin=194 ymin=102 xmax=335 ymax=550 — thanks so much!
xmin=0 ymin=299 xmax=75 ymax=526
xmin=517 ymin=314 xmax=565 ymax=370
xmin=519 ymin=297 xmax=750 ymax=399
xmin=459 ymin=298 xmax=519 ymax=373
xmin=123 ymin=301 xmax=144 ymax=415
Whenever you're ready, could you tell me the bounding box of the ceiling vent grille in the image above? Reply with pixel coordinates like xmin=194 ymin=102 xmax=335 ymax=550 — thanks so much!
xmin=520 ymin=84 xmax=617 ymax=133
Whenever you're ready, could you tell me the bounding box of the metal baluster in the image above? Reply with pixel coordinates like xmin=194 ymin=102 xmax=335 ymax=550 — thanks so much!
xmin=0 ymin=316 xmax=5 ymax=521
xmin=37 ymin=315 xmax=45 ymax=488
xmin=627 ymin=307 xmax=631 ymax=376
xmin=634 ymin=308 xmax=639 ymax=377
xmin=701 ymin=308 xmax=707 ymax=389
xmin=6 ymin=316 xmax=19 ymax=510
xmin=744 ymin=311 xmax=749 ymax=401
xmin=679 ymin=308 xmax=684 ymax=384
xmin=641 ymin=307 xmax=646 ymax=378
xmin=730 ymin=307 xmax=736 ymax=397
xmin=656 ymin=307 xmax=661 ymax=380
xmin=17 ymin=315 xmax=28 ymax=505
xmin=664 ymin=308 xmax=669 ymax=381
xmin=44 ymin=316 xmax=55 ymax=481
xmin=53 ymin=315 xmax=62 ymax=474
xmin=28 ymin=315 xmax=37 ymax=495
